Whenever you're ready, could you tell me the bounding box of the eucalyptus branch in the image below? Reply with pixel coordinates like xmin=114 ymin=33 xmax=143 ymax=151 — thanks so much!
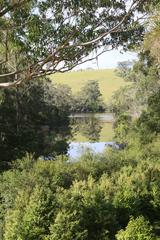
xmin=71 ymin=0 xmax=144 ymax=48
xmin=0 ymin=0 xmax=28 ymax=17
xmin=0 ymin=30 xmax=9 ymax=65
xmin=0 ymin=0 xmax=148 ymax=88
xmin=0 ymin=78 xmax=23 ymax=88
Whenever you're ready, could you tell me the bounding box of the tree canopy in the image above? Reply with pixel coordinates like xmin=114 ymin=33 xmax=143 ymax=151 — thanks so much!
xmin=0 ymin=0 xmax=156 ymax=87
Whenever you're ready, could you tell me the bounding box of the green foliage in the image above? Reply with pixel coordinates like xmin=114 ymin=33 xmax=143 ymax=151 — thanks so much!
xmin=115 ymin=61 xmax=133 ymax=80
xmin=1 ymin=141 xmax=160 ymax=239
xmin=0 ymin=79 xmax=72 ymax=169
xmin=4 ymin=186 xmax=54 ymax=240
xmin=48 ymin=177 xmax=112 ymax=240
xmin=144 ymin=3 xmax=160 ymax=64
xmin=111 ymin=50 xmax=160 ymax=144
xmin=116 ymin=216 xmax=154 ymax=240
xmin=0 ymin=0 xmax=150 ymax=86
xmin=136 ymin=89 xmax=160 ymax=143
xmin=114 ymin=113 xmax=132 ymax=143
xmin=72 ymin=80 xmax=106 ymax=113
xmin=111 ymin=52 xmax=160 ymax=118
xmin=113 ymin=159 xmax=160 ymax=220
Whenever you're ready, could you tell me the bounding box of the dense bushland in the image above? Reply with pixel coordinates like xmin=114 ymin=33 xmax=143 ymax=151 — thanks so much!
xmin=0 ymin=138 xmax=160 ymax=239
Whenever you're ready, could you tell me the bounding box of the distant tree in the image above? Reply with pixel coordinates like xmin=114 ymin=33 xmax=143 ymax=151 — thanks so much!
xmin=115 ymin=61 xmax=133 ymax=80
xmin=109 ymin=85 xmax=136 ymax=116
xmin=73 ymin=80 xmax=106 ymax=113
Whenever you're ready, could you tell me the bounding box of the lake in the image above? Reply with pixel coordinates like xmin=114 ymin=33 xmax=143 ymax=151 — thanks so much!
xmin=68 ymin=113 xmax=115 ymax=159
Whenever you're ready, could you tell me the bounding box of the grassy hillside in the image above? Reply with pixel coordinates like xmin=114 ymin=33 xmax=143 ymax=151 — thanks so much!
xmin=50 ymin=69 xmax=126 ymax=104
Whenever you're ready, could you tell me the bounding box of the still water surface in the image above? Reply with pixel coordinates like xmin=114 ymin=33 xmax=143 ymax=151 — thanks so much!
xmin=68 ymin=113 xmax=115 ymax=159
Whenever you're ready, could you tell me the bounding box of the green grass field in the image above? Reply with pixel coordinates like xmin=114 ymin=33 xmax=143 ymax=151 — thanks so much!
xmin=50 ymin=69 xmax=126 ymax=104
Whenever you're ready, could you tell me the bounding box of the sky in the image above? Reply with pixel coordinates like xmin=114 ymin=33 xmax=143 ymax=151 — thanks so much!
xmin=75 ymin=49 xmax=137 ymax=70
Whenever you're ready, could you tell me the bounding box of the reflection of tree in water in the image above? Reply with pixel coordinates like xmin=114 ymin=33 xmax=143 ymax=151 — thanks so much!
xmin=0 ymin=79 xmax=73 ymax=169
xmin=72 ymin=116 xmax=102 ymax=142
xmin=39 ymin=123 xmax=72 ymax=158
xmin=51 ymin=124 xmax=72 ymax=156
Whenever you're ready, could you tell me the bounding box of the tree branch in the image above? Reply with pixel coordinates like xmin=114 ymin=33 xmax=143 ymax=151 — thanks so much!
xmin=0 ymin=79 xmax=23 ymax=88
xmin=68 ymin=0 xmax=144 ymax=48
xmin=0 ymin=0 xmax=28 ymax=17
xmin=0 ymin=0 xmax=146 ymax=88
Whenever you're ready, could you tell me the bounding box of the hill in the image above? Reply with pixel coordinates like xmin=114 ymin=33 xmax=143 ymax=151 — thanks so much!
xmin=50 ymin=69 xmax=126 ymax=104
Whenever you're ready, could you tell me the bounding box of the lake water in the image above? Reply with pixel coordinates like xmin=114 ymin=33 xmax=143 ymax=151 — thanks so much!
xmin=68 ymin=113 xmax=115 ymax=159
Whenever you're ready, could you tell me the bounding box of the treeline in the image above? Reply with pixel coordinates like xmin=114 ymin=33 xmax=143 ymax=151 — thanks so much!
xmin=54 ymin=79 xmax=106 ymax=113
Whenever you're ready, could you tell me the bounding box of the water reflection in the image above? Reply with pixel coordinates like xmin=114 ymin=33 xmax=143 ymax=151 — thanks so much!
xmin=70 ymin=113 xmax=114 ymax=142
xmin=42 ymin=113 xmax=114 ymax=160
xmin=71 ymin=116 xmax=102 ymax=142
xmin=68 ymin=142 xmax=118 ymax=159
xmin=68 ymin=113 xmax=114 ymax=159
